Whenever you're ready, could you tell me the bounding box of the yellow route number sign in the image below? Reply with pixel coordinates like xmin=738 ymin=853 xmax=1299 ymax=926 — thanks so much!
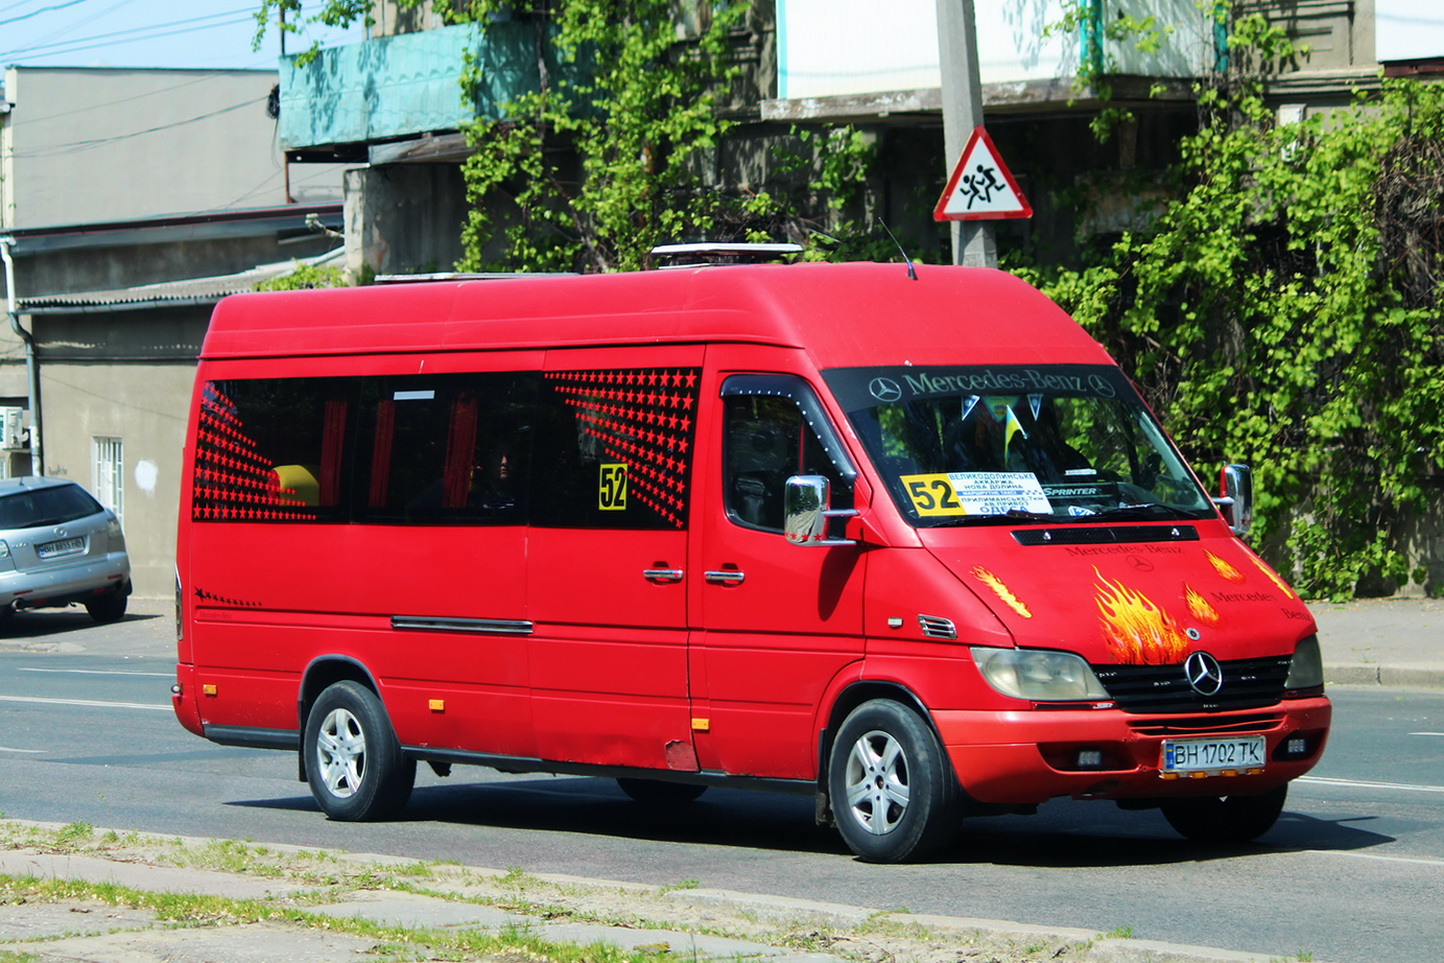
xmin=599 ymin=462 xmax=628 ymax=511
xmin=901 ymin=473 xmax=966 ymax=516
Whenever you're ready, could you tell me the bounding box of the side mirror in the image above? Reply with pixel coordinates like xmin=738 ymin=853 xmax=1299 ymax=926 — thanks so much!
xmin=784 ymin=475 xmax=857 ymax=546
xmin=1214 ymin=464 xmax=1254 ymax=536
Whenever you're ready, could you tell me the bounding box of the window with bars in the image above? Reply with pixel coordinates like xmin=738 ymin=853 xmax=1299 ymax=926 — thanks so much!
xmin=93 ymin=436 xmax=124 ymax=526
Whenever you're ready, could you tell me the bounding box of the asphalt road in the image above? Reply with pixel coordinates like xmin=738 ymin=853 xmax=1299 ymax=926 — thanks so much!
xmin=1 ymin=605 xmax=1441 ymax=963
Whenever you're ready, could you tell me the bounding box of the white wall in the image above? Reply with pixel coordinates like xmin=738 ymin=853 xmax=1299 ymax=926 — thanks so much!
xmin=1 ymin=66 xmax=342 ymax=230
xmin=776 ymin=0 xmax=1214 ymax=100
xmin=1376 ymin=0 xmax=1444 ymax=61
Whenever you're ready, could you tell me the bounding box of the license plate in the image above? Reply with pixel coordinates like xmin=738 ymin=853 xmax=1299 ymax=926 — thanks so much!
xmin=1162 ymin=736 xmax=1266 ymax=773
xmin=37 ymin=536 xmax=85 ymax=559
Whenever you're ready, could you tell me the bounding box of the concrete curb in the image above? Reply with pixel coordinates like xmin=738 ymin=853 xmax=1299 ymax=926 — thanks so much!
xmin=0 ymin=821 xmax=1337 ymax=963
xmin=1325 ymin=664 xmax=1444 ymax=688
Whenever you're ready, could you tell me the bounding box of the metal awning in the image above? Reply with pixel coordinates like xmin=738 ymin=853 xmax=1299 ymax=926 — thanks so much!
xmin=15 ymin=248 xmax=345 ymax=315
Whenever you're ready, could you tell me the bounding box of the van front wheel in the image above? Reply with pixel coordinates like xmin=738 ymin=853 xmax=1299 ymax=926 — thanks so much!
xmin=304 ymin=681 xmax=415 ymax=821
xmin=828 ymin=700 xmax=960 ymax=862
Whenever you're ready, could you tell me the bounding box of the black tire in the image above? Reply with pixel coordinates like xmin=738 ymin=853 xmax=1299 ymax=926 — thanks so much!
xmin=1161 ymin=784 xmax=1288 ymax=843
xmin=617 ymin=778 xmax=708 ymax=804
xmin=85 ymin=592 xmax=127 ymax=624
xmin=304 ymin=680 xmax=415 ymax=821
xmin=827 ymin=699 xmax=961 ymax=862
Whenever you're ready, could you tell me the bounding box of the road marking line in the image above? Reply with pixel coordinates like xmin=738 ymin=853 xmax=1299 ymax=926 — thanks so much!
xmin=17 ymin=667 xmax=173 ymax=679
xmin=0 ymin=695 xmax=170 ymax=712
xmin=1410 ymin=732 xmax=1444 ymax=737
xmin=1297 ymin=775 xmax=1444 ymax=794
xmin=1302 ymin=851 xmax=1444 ymax=868
xmin=0 ymin=745 xmax=45 ymax=754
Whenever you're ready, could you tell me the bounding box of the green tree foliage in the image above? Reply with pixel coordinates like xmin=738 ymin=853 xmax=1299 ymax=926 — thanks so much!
xmin=452 ymin=0 xmax=750 ymax=272
xmin=252 ymin=0 xmax=372 ymax=64
xmin=1021 ymin=17 xmax=1444 ymax=599
xmin=449 ymin=2 xmax=888 ymax=271
xmin=255 ymin=261 xmax=348 ymax=291
xmin=255 ymin=0 xmax=887 ymax=272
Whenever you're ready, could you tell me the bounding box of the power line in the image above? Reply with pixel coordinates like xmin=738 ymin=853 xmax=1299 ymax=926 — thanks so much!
xmin=4 ymin=69 xmax=263 ymax=127
xmin=7 ymin=95 xmax=267 ymax=158
xmin=1 ymin=0 xmax=142 ymax=61
xmin=0 ymin=0 xmax=88 ymax=29
xmin=0 ymin=9 xmax=260 ymax=61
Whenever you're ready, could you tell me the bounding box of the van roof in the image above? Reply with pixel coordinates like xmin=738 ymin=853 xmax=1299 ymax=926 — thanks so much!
xmin=200 ymin=261 xmax=1113 ymax=370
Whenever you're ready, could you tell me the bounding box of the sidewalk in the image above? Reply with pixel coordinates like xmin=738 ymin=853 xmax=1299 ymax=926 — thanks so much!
xmin=0 ymin=821 xmax=1324 ymax=963
xmin=1310 ymin=596 xmax=1444 ymax=688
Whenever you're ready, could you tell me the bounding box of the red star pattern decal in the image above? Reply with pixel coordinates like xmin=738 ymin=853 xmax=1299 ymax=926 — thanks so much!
xmin=191 ymin=382 xmax=319 ymax=521
xmin=545 ymin=367 xmax=701 ymax=529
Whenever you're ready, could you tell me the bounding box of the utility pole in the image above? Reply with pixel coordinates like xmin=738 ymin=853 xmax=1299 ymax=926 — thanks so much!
xmin=935 ymin=0 xmax=996 ymax=267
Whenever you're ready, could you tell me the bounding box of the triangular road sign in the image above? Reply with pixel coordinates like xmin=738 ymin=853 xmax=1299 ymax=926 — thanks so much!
xmin=934 ymin=126 xmax=1033 ymax=221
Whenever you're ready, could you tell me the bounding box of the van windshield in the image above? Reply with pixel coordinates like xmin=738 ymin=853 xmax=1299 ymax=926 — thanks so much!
xmin=823 ymin=364 xmax=1214 ymax=528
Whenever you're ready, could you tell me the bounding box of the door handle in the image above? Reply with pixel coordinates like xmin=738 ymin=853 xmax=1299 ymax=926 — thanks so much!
xmin=643 ymin=568 xmax=684 ymax=584
xmin=704 ymin=570 xmax=746 ymax=586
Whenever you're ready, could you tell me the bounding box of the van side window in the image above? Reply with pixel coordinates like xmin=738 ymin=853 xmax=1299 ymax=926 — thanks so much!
xmin=355 ymin=373 xmax=535 ymax=524
xmin=722 ymin=375 xmax=855 ymax=533
xmin=530 ymin=367 xmax=701 ymax=530
xmin=193 ymin=373 xmax=535 ymax=525
xmin=194 ymin=379 xmax=352 ymax=523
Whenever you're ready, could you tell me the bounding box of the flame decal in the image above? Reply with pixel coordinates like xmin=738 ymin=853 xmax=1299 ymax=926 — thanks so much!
xmin=1246 ymin=552 xmax=1297 ymax=599
xmin=1095 ymin=569 xmax=1191 ymax=665
xmin=1184 ymin=584 xmax=1221 ymax=625
xmin=971 ymin=565 xmax=1033 ymax=618
xmin=1206 ymin=551 xmax=1246 ymax=584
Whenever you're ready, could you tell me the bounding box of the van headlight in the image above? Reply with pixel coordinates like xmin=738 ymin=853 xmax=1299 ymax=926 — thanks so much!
xmin=973 ymin=647 xmax=1111 ymax=702
xmin=1284 ymin=635 xmax=1325 ymax=693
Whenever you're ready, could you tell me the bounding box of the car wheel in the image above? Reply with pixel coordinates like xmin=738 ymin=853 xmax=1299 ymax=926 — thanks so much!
xmin=1161 ymin=784 xmax=1288 ymax=843
xmin=85 ymin=592 xmax=128 ymax=624
xmin=828 ymin=700 xmax=961 ymax=863
xmin=304 ymin=680 xmax=415 ymax=821
xmin=616 ymin=778 xmax=708 ymax=804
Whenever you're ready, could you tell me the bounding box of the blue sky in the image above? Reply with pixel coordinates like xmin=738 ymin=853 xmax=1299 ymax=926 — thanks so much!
xmin=1 ymin=0 xmax=365 ymax=71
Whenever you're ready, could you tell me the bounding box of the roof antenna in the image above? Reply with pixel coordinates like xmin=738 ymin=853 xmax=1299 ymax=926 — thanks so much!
xmin=878 ymin=219 xmax=918 ymax=281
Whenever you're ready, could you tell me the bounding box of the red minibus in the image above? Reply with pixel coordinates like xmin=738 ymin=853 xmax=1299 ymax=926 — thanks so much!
xmin=173 ymin=261 xmax=1330 ymax=862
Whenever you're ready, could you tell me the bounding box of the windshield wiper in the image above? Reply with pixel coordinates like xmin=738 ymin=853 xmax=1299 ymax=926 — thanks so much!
xmin=1093 ymin=503 xmax=1206 ymax=521
xmin=927 ymin=509 xmax=1056 ymax=528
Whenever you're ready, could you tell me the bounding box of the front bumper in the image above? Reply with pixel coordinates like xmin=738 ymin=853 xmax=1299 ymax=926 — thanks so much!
xmin=935 ymin=697 xmax=1332 ymax=804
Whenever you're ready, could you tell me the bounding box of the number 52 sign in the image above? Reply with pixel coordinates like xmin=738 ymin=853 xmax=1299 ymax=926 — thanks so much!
xmin=599 ymin=462 xmax=629 ymax=511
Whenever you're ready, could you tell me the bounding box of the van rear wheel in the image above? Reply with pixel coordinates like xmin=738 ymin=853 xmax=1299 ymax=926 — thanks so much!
xmin=304 ymin=681 xmax=415 ymax=821
xmin=1161 ymin=784 xmax=1288 ymax=843
xmin=828 ymin=700 xmax=960 ymax=863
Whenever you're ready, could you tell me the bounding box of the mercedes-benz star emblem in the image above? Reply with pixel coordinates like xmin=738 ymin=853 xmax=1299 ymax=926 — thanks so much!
xmin=868 ymin=377 xmax=903 ymax=403
xmin=1183 ymin=651 xmax=1223 ymax=696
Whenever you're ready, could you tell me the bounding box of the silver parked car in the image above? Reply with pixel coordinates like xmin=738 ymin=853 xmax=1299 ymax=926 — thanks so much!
xmin=0 ymin=476 xmax=131 ymax=623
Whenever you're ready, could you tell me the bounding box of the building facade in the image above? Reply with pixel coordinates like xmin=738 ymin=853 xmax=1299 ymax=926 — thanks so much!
xmin=1 ymin=67 xmax=344 ymax=598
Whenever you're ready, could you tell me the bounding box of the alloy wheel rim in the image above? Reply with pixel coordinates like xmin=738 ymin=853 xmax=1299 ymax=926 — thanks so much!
xmin=316 ymin=707 xmax=366 ymax=798
xmin=843 ymin=729 xmax=910 ymax=835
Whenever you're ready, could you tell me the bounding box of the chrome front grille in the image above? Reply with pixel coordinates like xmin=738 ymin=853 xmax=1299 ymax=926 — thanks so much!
xmin=1092 ymin=655 xmax=1292 ymax=714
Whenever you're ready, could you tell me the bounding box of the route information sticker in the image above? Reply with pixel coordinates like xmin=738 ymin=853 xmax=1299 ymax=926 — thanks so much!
xmin=901 ymin=472 xmax=1053 ymax=517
